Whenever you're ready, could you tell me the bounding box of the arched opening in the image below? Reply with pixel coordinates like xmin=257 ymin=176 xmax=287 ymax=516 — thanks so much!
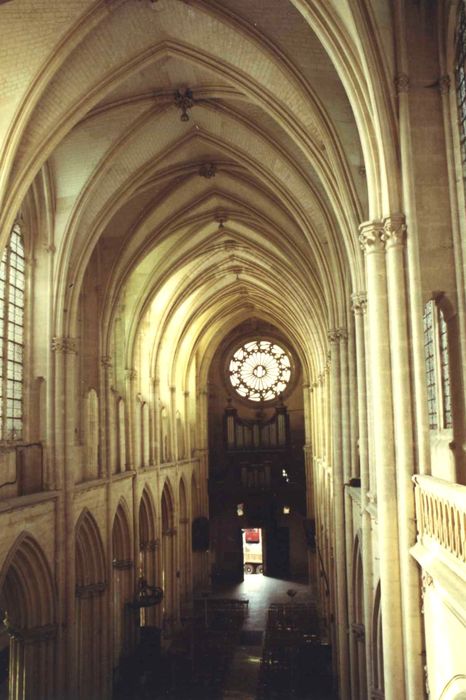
xmin=75 ymin=510 xmax=107 ymax=700
xmin=111 ymin=501 xmax=135 ymax=673
xmin=176 ymin=412 xmax=185 ymax=461
xmin=141 ymin=402 xmax=150 ymax=468
xmin=190 ymin=473 xmax=207 ymax=593
xmin=85 ymin=389 xmax=99 ymax=480
xmin=161 ymin=481 xmax=176 ymax=635
xmin=178 ymin=478 xmax=190 ymax=609
xmin=0 ymin=535 xmax=56 ymax=700
xmin=138 ymin=487 xmax=158 ymax=628
xmin=117 ymin=399 xmax=126 ymax=473
xmin=160 ymin=407 xmax=170 ymax=464
xmin=352 ymin=536 xmax=367 ymax=700
xmin=207 ymin=322 xmax=307 ymax=584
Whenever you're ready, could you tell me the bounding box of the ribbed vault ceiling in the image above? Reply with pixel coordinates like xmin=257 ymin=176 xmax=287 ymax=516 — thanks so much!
xmin=0 ymin=0 xmax=396 ymax=387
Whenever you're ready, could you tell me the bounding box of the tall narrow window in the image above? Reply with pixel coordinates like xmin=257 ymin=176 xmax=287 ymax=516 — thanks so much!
xmin=439 ymin=310 xmax=452 ymax=428
xmin=0 ymin=224 xmax=25 ymax=440
xmin=423 ymin=300 xmax=452 ymax=431
xmin=423 ymin=302 xmax=437 ymax=430
xmin=456 ymin=2 xmax=466 ymax=175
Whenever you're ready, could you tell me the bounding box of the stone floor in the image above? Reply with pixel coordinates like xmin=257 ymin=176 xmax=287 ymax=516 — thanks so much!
xmin=114 ymin=574 xmax=336 ymax=699
xmin=217 ymin=574 xmax=335 ymax=700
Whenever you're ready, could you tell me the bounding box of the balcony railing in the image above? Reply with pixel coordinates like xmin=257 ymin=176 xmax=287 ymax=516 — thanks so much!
xmin=413 ymin=474 xmax=466 ymax=564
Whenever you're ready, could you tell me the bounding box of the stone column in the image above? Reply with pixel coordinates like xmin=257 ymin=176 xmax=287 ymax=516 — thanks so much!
xmin=359 ymin=221 xmax=405 ymax=700
xmin=5 ymin=621 xmax=58 ymax=700
xmin=339 ymin=328 xmax=357 ymax=700
xmin=328 ymin=329 xmax=350 ymax=700
xmin=125 ymin=369 xmax=137 ymax=470
xmin=52 ymin=336 xmax=78 ymax=698
xmin=153 ymin=378 xmax=161 ymax=465
xmin=184 ymin=391 xmax=191 ymax=457
xmin=351 ymin=292 xmax=373 ymax=693
xmin=383 ymin=214 xmax=424 ymax=699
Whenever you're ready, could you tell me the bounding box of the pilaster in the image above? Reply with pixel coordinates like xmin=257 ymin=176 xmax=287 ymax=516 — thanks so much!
xmin=359 ymin=219 xmax=405 ymax=700
xmin=328 ymin=328 xmax=350 ymax=700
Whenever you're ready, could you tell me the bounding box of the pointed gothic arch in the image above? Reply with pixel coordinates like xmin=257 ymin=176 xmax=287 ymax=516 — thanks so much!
xmin=178 ymin=477 xmax=190 ymax=608
xmin=161 ymin=479 xmax=176 ymax=633
xmin=138 ymin=486 xmax=158 ymax=627
xmin=75 ymin=509 xmax=107 ymax=700
xmin=0 ymin=533 xmax=57 ymax=700
xmin=111 ymin=499 xmax=135 ymax=669
xmin=352 ymin=535 xmax=367 ymax=700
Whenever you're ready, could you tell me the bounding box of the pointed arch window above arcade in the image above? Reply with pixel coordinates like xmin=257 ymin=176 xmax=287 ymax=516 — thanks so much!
xmin=456 ymin=1 xmax=466 ymax=174
xmin=0 ymin=223 xmax=25 ymax=440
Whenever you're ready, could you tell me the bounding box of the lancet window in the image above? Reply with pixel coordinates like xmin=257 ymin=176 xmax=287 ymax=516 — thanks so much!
xmin=423 ymin=300 xmax=452 ymax=430
xmin=456 ymin=2 xmax=466 ymax=174
xmin=0 ymin=223 xmax=25 ymax=440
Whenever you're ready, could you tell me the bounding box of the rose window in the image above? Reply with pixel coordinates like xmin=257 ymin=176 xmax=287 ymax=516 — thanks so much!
xmin=229 ymin=340 xmax=291 ymax=401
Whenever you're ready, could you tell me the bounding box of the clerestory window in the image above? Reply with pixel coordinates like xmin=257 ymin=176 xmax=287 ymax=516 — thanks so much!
xmin=456 ymin=1 xmax=466 ymax=176
xmin=423 ymin=300 xmax=452 ymax=431
xmin=0 ymin=223 xmax=25 ymax=440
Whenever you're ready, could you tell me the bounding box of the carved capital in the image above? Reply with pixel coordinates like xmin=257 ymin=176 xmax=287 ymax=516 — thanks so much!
xmin=101 ymin=355 xmax=112 ymax=368
xmin=439 ymin=75 xmax=451 ymax=95
xmin=382 ymin=214 xmax=407 ymax=248
xmin=351 ymin=622 xmax=365 ymax=642
xmin=112 ymin=559 xmax=133 ymax=570
xmin=395 ymin=73 xmax=410 ymax=93
xmin=370 ymin=690 xmax=385 ymax=700
xmin=199 ymin=163 xmax=217 ymax=178
xmin=328 ymin=328 xmax=348 ymax=344
xmin=125 ymin=368 xmax=137 ymax=382
xmin=140 ymin=539 xmax=159 ymax=551
xmin=3 ymin=615 xmax=58 ymax=643
xmin=351 ymin=292 xmax=367 ymax=315
xmin=421 ymin=571 xmax=433 ymax=613
xmin=162 ymin=528 xmax=177 ymax=537
xmin=358 ymin=221 xmax=385 ymax=254
xmin=52 ymin=336 xmax=78 ymax=354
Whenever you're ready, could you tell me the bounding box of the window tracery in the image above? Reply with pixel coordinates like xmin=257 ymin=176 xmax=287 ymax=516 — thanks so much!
xmin=228 ymin=340 xmax=291 ymax=402
xmin=456 ymin=2 xmax=466 ymax=174
xmin=0 ymin=224 xmax=25 ymax=440
xmin=423 ymin=300 xmax=452 ymax=430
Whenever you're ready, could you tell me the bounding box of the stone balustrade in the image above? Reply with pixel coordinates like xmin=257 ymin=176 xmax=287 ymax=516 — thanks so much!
xmin=413 ymin=474 xmax=466 ymax=563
